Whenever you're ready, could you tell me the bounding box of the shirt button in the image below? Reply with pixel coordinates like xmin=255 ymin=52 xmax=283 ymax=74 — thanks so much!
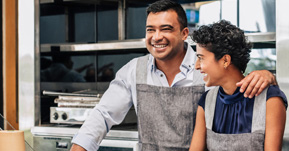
xmin=189 ymin=65 xmax=191 ymax=68
xmin=160 ymin=74 xmax=163 ymax=77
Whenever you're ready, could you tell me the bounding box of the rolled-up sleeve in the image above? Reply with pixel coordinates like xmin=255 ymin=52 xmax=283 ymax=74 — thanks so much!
xmin=71 ymin=58 xmax=137 ymax=151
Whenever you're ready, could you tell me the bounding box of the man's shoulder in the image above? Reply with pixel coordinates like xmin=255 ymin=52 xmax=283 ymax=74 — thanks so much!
xmin=116 ymin=55 xmax=149 ymax=75
xmin=124 ymin=54 xmax=151 ymax=68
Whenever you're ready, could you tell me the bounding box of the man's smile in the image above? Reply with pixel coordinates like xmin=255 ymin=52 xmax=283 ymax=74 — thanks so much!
xmin=152 ymin=44 xmax=168 ymax=48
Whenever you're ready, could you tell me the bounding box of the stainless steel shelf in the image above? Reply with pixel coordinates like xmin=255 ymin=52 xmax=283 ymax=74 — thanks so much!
xmin=40 ymin=32 xmax=275 ymax=52
xmin=186 ymin=32 xmax=276 ymax=46
xmin=246 ymin=32 xmax=275 ymax=43
xmin=40 ymin=0 xmax=118 ymax=4
xmin=40 ymin=39 xmax=147 ymax=52
xmin=40 ymin=0 xmax=210 ymax=5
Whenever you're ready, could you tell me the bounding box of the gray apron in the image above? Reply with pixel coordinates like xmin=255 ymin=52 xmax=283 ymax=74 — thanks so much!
xmin=205 ymin=86 xmax=268 ymax=151
xmin=136 ymin=55 xmax=204 ymax=151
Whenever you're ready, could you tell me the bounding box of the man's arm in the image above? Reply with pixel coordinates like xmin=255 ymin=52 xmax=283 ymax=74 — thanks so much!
xmin=236 ymin=70 xmax=277 ymax=98
xmin=70 ymin=144 xmax=86 ymax=151
xmin=70 ymin=59 xmax=137 ymax=151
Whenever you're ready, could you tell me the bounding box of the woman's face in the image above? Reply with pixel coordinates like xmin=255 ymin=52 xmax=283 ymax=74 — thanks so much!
xmin=194 ymin=44 xmax=226 ymax=87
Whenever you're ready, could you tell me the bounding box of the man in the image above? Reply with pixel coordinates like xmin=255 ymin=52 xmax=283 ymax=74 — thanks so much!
xmin=70 ymin=0 xmax=276 ymax=150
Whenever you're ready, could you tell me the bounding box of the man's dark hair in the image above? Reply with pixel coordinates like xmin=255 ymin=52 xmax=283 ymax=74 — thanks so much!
xmin=192 ymin=20 xmax=252 ymax=73
xmin=146 ymin=0 xmax=187 ymax=30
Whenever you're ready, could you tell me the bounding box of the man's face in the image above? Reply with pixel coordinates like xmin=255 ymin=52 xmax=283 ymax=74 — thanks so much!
xmin=145 ymin=10 xmax=188 ymax=61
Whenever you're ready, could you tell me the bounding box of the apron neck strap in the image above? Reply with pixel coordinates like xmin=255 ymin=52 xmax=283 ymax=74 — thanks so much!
xmin=205 ymin=86 xmax=219 ymax=129
xmin=251 ymin=87 xmax=268 ymax=133
xmin=136 ymin=54 xmax=150 ymax=84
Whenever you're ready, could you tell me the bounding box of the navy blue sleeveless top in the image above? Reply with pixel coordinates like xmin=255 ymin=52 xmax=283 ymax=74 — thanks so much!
xmin=198 ymin=85 xmax=287 ymax=134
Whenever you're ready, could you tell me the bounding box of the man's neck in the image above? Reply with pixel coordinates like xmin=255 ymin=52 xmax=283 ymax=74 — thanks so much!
xmin=155 ymin=49 xmax=186 ymax=86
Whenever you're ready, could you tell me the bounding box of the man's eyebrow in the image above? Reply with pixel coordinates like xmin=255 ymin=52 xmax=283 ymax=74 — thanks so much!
xmin=160 ymin=25 xmax=173 ymax=28
xmin=146 ymin=25 xmax=174 ymax=28
xmin=196 ymin=54 xmax=204 ymax=57
xmin=146 ymin=25 xmax=154 ymax=28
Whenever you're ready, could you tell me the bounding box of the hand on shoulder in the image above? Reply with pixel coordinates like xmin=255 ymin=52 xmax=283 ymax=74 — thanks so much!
xmin=236 ymin=70 xmax=276 ymax=98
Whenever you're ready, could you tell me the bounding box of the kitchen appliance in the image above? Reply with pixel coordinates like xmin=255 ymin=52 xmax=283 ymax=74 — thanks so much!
xmin=43 ymin=90 xmax=101 ymax=124
xmin=32 ymin=127 xmax=139 ymax=151
xmin=50 ymin=107 xmax=92 ymax=124
xmin=33 ymin=88 xmax=138 ymax=150
xmin=44 ymin=89 xmax=137 ymax=126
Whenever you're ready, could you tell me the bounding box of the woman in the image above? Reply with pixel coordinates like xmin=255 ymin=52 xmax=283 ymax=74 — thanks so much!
xmin=189 ymin=20 xmax=287 ymax=151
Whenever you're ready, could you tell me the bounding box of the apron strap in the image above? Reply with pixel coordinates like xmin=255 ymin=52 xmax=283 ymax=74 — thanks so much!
xmin=251 ymin=87 xmax=268 ymax=133
xmin=205 ymin=86 xmax=268 ymax=133
xmin=136 ymin=54 xmax=150 ymax=84
xmin=205 ymin=86 xmax=219 ymax=130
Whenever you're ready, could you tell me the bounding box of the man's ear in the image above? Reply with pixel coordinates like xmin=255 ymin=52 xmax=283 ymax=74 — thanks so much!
xmin=182 ymin=27 xmax=189 ymax=40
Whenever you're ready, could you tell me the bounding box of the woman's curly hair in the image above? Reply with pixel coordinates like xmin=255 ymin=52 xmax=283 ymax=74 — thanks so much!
xmin=191 ymin=20 xmax=252 ymax=73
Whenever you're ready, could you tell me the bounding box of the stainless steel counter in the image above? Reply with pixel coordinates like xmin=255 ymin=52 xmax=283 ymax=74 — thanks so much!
xmin=31 ymin=126 xmax=139 ymax=151
xmin=31 ymin=126 xmax=138 ymax=139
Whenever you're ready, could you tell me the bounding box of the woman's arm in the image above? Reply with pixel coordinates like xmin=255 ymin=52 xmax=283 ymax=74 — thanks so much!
xmin=189 ymin=106 xmax=207 ymax=151
xmin=265 ymin=97 xmax=286 ymax=151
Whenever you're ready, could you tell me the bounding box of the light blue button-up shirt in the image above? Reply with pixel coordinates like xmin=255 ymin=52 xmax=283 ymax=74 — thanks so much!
xmin=71 ymin=44 xmax=205 ymax=151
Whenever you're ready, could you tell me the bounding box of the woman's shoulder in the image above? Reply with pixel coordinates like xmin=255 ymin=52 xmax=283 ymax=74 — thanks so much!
xmin=267 ymin=85 xmax=288 ymax=109
xmin=198 ymin=87 xmax=221 ymax=110
xmin=198 ymin=90 xmax=211 ymax=110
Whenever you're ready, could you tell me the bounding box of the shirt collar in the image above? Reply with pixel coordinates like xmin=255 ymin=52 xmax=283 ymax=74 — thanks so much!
xmin=148 ymin=55 xmax=156 ymax=72
xmin=148 ymin=42 xmax=196 ymax=73
xmin=180 ymin=42 xmax=196 ymax=72
xmin=218 ymin=87 xmax=245 ymax=104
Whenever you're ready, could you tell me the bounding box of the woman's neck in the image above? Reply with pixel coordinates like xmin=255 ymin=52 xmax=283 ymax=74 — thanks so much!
xmin=221 ymin=71 xmax=245 ymax=95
